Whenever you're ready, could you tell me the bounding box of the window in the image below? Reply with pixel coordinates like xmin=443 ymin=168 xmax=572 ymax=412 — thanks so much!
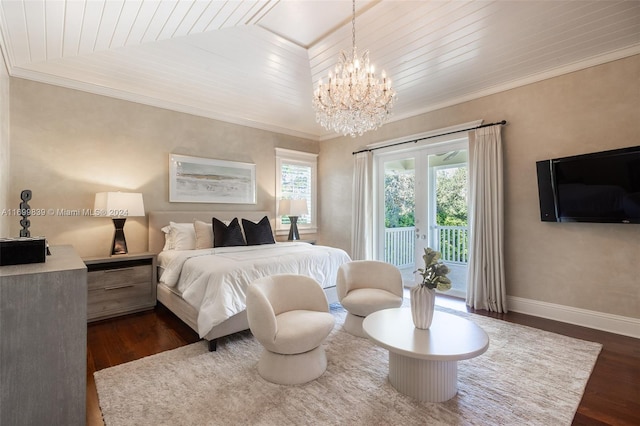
xmin=275 ymin=148 xmax=317 ymax=235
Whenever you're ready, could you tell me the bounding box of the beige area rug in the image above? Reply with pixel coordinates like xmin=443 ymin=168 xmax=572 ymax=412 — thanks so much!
xmin=94 ymin=306 xmax=602 ymax=426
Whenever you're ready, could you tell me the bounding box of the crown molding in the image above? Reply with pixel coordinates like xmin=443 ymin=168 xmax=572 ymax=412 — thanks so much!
xmin=319 ymin=44 xmax=640 ymax=142
xmin=7 ymin=44 xmax=640 ymax=144
xmin=390 ymin=45 xmax=640 ymax=124
xmin=9 ymin=67 xmax=321 ymax=141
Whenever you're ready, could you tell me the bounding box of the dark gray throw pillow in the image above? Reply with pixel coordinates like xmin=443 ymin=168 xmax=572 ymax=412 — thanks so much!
xmin=212 ymin=217 xmax=246 ymax=247
xmin=242 ymin=216 xmax=275 ymax=246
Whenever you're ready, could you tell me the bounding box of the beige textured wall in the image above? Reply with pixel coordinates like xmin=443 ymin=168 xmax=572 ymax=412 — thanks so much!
xmin=319 ymin=55 xmax=640 ymax=319
xmin=0 ymin=45 xmax=9 ymax=236
xmin=9 ymin=78 xmax=318 ymax=257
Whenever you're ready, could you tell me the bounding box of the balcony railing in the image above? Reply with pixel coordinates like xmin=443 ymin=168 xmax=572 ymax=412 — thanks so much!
xmin=384 ymin=225 xmax=469 ymax=267
xmin=384 ymin=227 xmax=415 ymax=268
xmin=434 ymin=225 xmax=469 ymax=264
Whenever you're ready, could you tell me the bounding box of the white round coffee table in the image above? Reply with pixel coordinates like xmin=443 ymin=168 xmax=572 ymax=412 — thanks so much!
xmin=362 ymin=307 xmax=489 ymax=402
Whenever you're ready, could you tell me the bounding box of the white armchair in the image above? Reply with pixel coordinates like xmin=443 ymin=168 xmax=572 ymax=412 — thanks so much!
xmin=336 ymin=260 xmax=404 ymax=337
xmin=246 ymin=274 xmax=335 ymax=385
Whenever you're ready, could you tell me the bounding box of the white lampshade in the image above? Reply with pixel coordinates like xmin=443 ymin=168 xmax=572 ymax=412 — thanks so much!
xmin=94 ymin=192 xmax=145 ymax=218
xmin=279 ymin=199 xmax=308 ymax=216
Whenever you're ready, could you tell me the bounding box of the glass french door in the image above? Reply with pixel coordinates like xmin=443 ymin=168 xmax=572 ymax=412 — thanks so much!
xmin=377 ymin=152 xmax=416 ymax=285
xmin=375 ymin=139 xmax=469 ymax=298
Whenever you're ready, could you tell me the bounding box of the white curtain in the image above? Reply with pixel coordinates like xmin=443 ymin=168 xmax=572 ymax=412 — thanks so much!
xmin=351 ymin=151 xmax=373 ymax=260
xmin=466 ymin=125 xmax=507 ymax=312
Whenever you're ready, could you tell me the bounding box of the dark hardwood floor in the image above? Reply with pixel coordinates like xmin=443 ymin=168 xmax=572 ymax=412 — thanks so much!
xmin=87 ymin=298 xmax=640 ymax=426
xmin=87 ymin=304 xmax=200 ymax=426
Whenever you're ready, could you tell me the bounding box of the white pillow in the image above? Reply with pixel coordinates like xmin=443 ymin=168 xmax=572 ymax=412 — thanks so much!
xmin=169 ymin=222 xmax=196 ymax=251
xmin=161 ymin=225 xmax=174 ymax=251
xmin=194 ymin=220 xmax=214 ymax=249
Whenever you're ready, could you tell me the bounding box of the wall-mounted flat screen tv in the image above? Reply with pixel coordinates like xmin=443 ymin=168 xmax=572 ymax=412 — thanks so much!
xmin=536 ymin=146 xmax=640 ymax=223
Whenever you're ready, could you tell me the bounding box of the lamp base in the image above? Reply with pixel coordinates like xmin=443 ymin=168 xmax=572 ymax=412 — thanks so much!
xmin=287 ymin=216 xmax=300 ymax=241
xmin=111 ymin=218 xmax=128 ymax=255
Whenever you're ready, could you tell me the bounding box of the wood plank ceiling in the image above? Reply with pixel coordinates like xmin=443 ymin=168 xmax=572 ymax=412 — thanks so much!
xmin=0 ymin=0 xmax=639 ymax=140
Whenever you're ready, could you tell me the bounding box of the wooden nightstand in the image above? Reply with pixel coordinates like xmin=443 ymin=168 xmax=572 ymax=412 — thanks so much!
xmin=83 ymin=252 xmax=156 ymax=322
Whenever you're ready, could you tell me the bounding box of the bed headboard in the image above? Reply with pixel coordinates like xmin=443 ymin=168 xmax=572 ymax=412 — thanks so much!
xmin=148 ymin=211 xmax=271 ymax=254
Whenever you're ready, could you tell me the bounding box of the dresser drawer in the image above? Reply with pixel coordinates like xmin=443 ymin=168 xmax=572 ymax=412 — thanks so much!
xmin=87 ymin=264 xmax=151 ymax=291
xmin=88 ymin=280 xmax=153 ymax=318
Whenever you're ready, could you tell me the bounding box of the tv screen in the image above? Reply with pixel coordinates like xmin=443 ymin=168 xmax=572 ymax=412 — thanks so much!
xmin=536 ymin=146 xmax=640 ymax=223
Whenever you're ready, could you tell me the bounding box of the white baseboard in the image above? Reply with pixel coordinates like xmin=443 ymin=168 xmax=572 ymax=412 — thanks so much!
xmin=507 ymin=296 xmax=640 ymax=339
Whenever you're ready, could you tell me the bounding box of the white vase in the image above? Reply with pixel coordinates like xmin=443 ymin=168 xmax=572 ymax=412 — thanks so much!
xmin=410 ymin=285 xmax=436 ymax=329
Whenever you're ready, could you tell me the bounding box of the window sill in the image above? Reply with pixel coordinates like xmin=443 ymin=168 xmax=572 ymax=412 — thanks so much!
xmin=275 ymin=227 xmax=318 ymax=236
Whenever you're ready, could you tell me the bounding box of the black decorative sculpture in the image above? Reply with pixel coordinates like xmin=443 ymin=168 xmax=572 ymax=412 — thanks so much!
xmin=19 ymin=190 xmax=32 ymax=237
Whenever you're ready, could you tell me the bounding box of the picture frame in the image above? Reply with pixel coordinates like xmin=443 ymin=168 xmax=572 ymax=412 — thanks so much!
xmin=169 ymin=154 xmax=256 ymax=204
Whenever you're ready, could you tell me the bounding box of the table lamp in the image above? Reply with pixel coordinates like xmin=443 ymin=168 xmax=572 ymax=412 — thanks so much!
xmin=279 ymin=199 xmax=308 ymax=241
xmin=94 ymin=192 xmax=145 ymax=255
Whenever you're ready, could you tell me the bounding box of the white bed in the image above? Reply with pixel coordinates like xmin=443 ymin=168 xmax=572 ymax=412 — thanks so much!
xmin=148 ymin=211 xmax=351 ymax=350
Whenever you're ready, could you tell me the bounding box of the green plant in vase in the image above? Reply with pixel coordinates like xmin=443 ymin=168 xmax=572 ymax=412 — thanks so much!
xmin=412 ymin=247 xmax=451 ymax=329
xmin=415 ymin=247 xmax=452 ymax=291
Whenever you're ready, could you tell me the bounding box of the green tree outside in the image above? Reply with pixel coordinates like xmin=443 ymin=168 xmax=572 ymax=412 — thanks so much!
xmin=435 ymin=166 xmax=468 ymax=262
xmin=385 ymin=165 xmax=468 ymax=262
xmin=384 ymin=172 xmax=415 ymax=228
xmin=435 ymin=167 xmax=467 ymax=226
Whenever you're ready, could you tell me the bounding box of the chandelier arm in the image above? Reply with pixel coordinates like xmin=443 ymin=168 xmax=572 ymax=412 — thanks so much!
xmin=316 ymin=97 xmax=330 ymax=109
xmin=326 ymin=87 xmax=338 ymax=107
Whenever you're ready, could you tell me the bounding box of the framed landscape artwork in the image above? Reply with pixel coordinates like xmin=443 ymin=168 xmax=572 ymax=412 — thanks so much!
xmin=169 ymin=154 xmax=256 ymax=204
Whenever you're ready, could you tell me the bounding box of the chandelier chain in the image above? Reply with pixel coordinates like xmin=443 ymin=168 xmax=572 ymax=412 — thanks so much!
xmin=352 ymin=0 xmax=356 ymax=52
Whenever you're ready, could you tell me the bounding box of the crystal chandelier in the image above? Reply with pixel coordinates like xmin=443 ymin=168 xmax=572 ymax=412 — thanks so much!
xmin=312 ymin=0 xmax=396 ymax=137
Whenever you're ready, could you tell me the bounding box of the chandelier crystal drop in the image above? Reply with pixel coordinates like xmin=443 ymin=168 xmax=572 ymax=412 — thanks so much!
xmin=312 ymin=0 xmax=396 ymax=137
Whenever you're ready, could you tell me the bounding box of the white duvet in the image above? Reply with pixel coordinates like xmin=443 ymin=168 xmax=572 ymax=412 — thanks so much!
xmin=157 ymin=242 xmax=351 ymax=337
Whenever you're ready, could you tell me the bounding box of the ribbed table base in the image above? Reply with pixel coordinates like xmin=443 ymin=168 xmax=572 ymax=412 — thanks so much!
xmin=388 ymin=352 xmax=458 ymax=402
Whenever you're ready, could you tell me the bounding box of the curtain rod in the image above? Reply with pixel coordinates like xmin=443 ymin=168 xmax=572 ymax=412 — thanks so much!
xmin=352 ymin=120 xmax=507 ymax=155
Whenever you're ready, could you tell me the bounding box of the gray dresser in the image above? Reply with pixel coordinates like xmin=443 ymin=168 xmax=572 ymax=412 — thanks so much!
xmin=0 ymin=245 xmax=87 ymax=425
